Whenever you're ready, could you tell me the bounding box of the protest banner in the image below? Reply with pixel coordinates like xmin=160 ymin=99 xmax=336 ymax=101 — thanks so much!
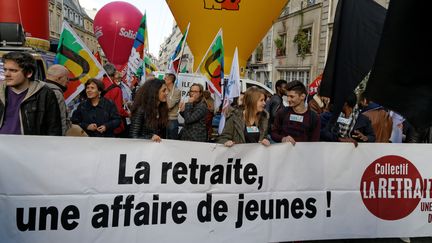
xmin=0 ymin=136 xmax=431 ymax=242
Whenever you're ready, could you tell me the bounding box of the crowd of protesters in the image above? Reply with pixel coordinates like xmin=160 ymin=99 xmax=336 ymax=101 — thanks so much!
xmin=1 ymin=51 xmax=426 ymax=147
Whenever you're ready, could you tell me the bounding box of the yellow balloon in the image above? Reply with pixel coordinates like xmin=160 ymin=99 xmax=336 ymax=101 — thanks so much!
xmin=166 ymin=0 xmax=289 ymax=76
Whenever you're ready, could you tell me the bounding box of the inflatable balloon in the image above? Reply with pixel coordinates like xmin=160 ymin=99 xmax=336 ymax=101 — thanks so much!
xmin=94 ymin=2 xmax=143 ymax=70
xmin=166 ymin=0 xmax=288 ymax=75
xmin=0 ymin=0 xmax=50 ymax=50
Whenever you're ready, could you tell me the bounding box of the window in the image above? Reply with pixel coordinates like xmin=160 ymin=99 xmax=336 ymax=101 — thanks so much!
xmin=280 ymin=6 xmax=289 ymax=17
xmin=296 ymin=27 xmax=312 ymax=55
xmin=266 ymin=35 xmax=271 ymax=49
xmin=255 ymin=43 xmax=263 ymax=62
xmin=49 ymin=11 xmax=53 ymax=29
xmin=275 ymin=34 xmax=286 ymax=57
xmin=306 ymin=0 xmax=316 ymax=7
xmin=279 ymin=70 xmax=310 ymax=86
xmin=57 ymin=14 xmax=61 ymax=32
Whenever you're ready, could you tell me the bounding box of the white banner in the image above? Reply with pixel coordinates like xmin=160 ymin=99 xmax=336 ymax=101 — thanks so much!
xmin=0 ymin=136 xmax=431 ymax=243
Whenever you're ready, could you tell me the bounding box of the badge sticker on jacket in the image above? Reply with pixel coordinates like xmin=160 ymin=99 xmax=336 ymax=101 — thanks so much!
xmin=246 ymin=126 xmax=259 ymax=133
xmin=337 ymin=116 xmax=352 ymax=125
xmin=289 ymin=114 xmax=304 ymax=123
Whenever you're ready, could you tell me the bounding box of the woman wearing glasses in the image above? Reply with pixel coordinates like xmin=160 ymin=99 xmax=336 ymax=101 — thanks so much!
xmin=178 ymin=83 xmax=209 ymax=142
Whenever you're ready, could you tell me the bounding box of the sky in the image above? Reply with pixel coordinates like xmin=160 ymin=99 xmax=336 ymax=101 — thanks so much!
xmin=79 ymin=0 xmax=174 ymax=56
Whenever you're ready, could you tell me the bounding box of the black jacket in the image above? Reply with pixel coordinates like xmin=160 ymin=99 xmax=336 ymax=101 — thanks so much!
xmin=129 ymin=108 xmax=166 ymax=139
xmin=0 ymin=81 xmax=62 ymax=136
xmin=265 ymin=94 xmax=284 ymax=132
xmin=179 ymin=100 xmax=208 ymax=142
xmin=321 ymin=113 xmax=375 ymax=142
xmin=71 ymin=97 xmax=121 ymax=137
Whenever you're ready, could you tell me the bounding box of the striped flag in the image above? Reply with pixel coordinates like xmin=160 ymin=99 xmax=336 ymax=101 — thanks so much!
xmin=219 ymin=47 xmax=240 ymax=134
xmin=125 ymin=13 xmax=148 ymax=87
xmin=168 ymin=23 xmax=190 ymax=74
xmin=55 ymin=21 xmax=107 ymax=104
xmin=196 ymin=28 xmax=224 ymax=109
xmin=144 ymin=55 xmax=158 ymax=76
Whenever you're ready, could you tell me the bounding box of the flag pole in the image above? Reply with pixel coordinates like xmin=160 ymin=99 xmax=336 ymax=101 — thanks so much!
xmin=176 ymin=22 xmax=190 ymax=73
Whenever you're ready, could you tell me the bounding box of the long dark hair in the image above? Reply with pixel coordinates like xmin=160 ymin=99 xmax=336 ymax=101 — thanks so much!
xmin=131 ymin=79 xmax=168 ymax=129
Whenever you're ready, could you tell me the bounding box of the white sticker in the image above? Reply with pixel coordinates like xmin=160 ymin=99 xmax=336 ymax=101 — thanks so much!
xmin=337 ymin=116 xmax=352 ymax=125
xmin=289 ymin=114 xmax=304 ymax=123
xmin=246 ymin=126 xmax=259 ymax=133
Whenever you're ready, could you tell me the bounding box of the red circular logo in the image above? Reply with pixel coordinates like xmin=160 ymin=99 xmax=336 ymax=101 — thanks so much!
xmin=360 ymin=155 xmax=422 ymax=220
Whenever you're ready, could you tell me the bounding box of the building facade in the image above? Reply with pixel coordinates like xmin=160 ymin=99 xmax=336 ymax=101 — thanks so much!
xmin=62 ymin=0 xmax=98 ymax=53
xmin=245 ymin=28 xmax=274 ymax=88
xmin=48 ymin=0 xmax=63 ymax=50
xmin=158 ymin=24 xmax=194 ymax=73
xmin=245 ymin=0 xmax=390 ymax=90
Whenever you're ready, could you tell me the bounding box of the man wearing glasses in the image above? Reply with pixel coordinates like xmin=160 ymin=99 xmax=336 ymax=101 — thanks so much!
xmin=0 ymin=51 xmax=61 ymax=135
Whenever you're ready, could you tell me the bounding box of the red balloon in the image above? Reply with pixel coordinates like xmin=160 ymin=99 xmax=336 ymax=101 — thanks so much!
xmin=94 ymin=1 xmax=143 ymax=69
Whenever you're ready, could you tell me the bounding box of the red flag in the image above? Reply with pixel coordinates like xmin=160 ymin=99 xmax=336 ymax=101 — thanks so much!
xmin=93 ymin=51 xmax=102 ymax=64
xmin=308 ymin=74 xmax=322 ymax=95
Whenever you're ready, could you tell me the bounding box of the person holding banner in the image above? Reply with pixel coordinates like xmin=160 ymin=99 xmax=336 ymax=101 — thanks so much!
xmin=71 ymin=79 xmax=121 ymax=137
xmin=271 ymin=80 xmax=320 ymax=145
xmin=217 ymin=87 xmax=270 ymax=147
xmin=129 ymin=79 xmax=169 ymax=142
xmin=178 ymin=83 xmax=208 ymax=142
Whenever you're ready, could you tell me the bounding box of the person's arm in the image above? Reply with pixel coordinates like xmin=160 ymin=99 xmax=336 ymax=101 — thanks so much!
xmin=270 ymin=110 xmax=284 ymax=142
xmin=71 ymin=103 xmax=92 ymax=133
xmin=167 ymin=89 xmax=181 ymax=110
xmin=103 ymin=100 xmax=121 ymax=131
xmin=355 ymin=117 xmax=375 ymax=142
xmin=129 ymin=109 xmax=154 ymax=139
xmin=216 ymin=116 xmax=235 ymax=145
xmin=270 ymin=96 xmax=282 ymax=119
xmin=311 ymin=114 xmax=321 ymax=141
xmin=181 ymin=102 xmax=208 ymax=124
xmin=114 ymin=87 xmax=130 ymax=118
xmin=44 ymin=89 xmax=62 ymax=136
xmin=129 ymin=109 xmax=143 ymax=138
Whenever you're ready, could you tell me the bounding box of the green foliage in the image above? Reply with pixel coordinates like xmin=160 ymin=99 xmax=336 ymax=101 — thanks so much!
xmin=293 ymin=30 xmax=309 ymax=58
xmin=274 ymin=37 xmax=285 ymax=56
xmin=274 ymin=37 xmax=284 ymax=49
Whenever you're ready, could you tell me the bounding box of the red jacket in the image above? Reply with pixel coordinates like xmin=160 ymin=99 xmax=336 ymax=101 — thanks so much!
xmin=102 ymin=76 xmax=129 ymax=135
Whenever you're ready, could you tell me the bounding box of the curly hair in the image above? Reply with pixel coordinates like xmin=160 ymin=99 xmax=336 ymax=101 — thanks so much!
xmin=131 ymin=79 xmax=168 ymax=129
xmin=2 ymin=51 xmax=36 ymax=80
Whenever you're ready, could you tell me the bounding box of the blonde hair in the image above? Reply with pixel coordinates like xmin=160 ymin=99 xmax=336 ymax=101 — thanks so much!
xmin=243 ymin=87 xmax=266 ymax=126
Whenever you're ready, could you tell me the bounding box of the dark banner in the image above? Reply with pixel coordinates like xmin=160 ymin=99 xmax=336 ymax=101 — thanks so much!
xmin=320 ymin=0 xmax=386 ymax=120
xmin=365 ymin=0 xmax=431 ymax=129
